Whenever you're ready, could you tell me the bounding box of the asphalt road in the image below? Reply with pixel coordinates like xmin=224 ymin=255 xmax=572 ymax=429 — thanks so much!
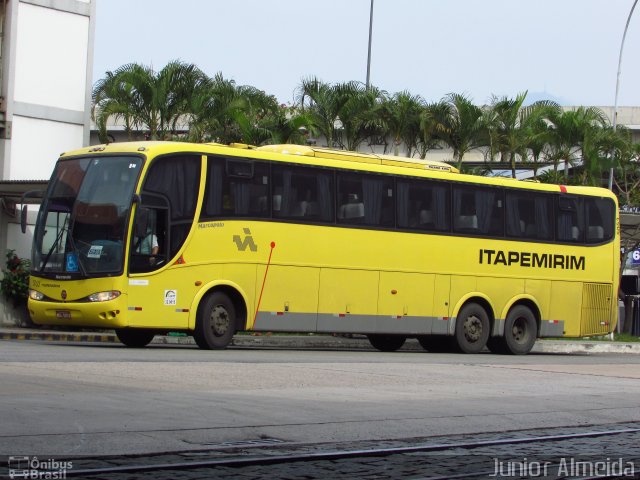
xmin=1 ymin=339 xmax=640 ymax=460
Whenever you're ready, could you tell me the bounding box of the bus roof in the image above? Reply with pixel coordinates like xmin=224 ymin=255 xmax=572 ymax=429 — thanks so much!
xmin=60 ymin=141 xmax=617 ymax=201
xmin=255 ymin=144 xmax=459 ymax=174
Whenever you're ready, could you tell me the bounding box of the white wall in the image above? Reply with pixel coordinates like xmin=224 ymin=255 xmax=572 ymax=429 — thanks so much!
xmin=10 ymin=116 xmax=83 ymax=179
xmin=14 ymin=2 xmax=89 ymax=112
xmin=5 ymin=220 xmax=34 ymax=260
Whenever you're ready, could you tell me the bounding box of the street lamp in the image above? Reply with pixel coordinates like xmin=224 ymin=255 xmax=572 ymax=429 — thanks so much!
xmin=608 ymin=0 xmax=638 ymax=191
xmin=366 ymin=0 xmax=374 ymax=89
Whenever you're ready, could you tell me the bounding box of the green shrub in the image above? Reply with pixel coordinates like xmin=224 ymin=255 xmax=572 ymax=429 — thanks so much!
xmin=0 ymin=249 xmax=30 ymax=307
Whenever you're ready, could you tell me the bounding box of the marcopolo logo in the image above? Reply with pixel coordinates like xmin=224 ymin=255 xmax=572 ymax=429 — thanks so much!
xmin=233 ymin=228 xmax=257 ymax=252
xmin=8 ymin=456 xmax=73 ymax=479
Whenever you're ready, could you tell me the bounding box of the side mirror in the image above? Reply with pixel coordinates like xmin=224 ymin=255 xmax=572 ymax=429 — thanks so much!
xmin=20 ymin=205 xmax=28 ymax=234
xmin=19 ymin=190 xmax=44 ymax=234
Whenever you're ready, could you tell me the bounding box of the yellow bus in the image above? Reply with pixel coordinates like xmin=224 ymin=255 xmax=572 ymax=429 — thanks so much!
xmin=26 ymin=141 xmax=620 ymax=354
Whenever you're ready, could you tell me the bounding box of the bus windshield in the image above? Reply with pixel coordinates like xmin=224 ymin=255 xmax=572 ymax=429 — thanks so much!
xmin=32 ymin=156 xmax=142 ymax=276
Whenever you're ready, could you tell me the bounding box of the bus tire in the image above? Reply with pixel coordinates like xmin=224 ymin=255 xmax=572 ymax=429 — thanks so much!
xmin=115 ymin=328 xmax=155 ymax=348
xmin=503 ymin=305 xmax=537 ymax=355
xmin=367 ymin=334 xmax=406 ymax=352
xmin=486 ymin=336 xmax=508 ymax=354
xmin=194 ymin=291 xmax=236 ymax=350
xmin=453 ymin=303 xmax=490 ymax=354
xmin=417 ymin=335 xmax=454 ymax=352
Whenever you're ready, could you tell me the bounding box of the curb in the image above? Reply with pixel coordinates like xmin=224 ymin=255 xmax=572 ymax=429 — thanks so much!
xmin=0 ymin=329 xmax=118 ymax=343
xmin=1 ymin=328 xmax=640 ymax=354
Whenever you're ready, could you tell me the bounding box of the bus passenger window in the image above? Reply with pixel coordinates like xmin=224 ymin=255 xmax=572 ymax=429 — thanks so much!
xmin=505 ymin=192 xmax=552 ymax=240
xmin=453 ymin=186 xmax=503 ymax=236
xmin=557 ymin=196 xmax=583 ymax=243
xmin=337 ymin=173 xmax=393 ymax=227
xmin=397 ymin=180 xmax=449 ymax=231
xmin=202 ymin=157 xmax=270 ymax=219
xmin=586 ymin=197 xmax=614 ymax=243
xmin=272 ymin=165 xmax=333 ymax=222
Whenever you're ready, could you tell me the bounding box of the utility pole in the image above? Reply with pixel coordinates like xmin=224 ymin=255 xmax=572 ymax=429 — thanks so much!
xmin=608 ymin=0 xmax=638 ymax=191
xmin=366 ymin=0 xmax=374 ymax=89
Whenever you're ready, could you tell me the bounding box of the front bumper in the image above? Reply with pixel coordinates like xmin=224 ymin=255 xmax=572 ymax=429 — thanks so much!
xmin=28 ymin=296 xmax=129 ymax=328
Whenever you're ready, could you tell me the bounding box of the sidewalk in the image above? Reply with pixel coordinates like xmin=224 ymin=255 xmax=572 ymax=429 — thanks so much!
xmin=1 ymin=327 xmax=640 ymax=354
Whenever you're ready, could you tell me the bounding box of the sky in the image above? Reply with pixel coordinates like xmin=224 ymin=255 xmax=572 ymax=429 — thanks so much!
xmin=93 ymin=0 xmax=640 ymax=107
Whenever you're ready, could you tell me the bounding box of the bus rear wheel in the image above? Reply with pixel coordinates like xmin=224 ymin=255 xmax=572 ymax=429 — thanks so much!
xmin=194 ymin=291 xmax=236 ymax=350
xmin=115 ymin=328 xmax=155 ymax=348
xmin=453 ymin=303 xmax=490 ymax=354
xmin=367 ymin=334 xmax=406 ymax=352
xmin=417 ymin=335 xmax=454 ymax=352
xmin=503 ymin=305 xmax=537 ymax=355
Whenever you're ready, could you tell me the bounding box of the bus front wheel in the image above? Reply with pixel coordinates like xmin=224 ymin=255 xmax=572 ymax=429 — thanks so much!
xmin=116 ymin=328 xmax=155 ymax=348
xmin=503 ymin=305 xmax=537 ymax=355
xmin=453 ymin=303 xmax=490 ymax=354
xmin=194 ymin=291 xmax=236 ymax=350
xmin=367 ymin=334 xmax=406 ymax=352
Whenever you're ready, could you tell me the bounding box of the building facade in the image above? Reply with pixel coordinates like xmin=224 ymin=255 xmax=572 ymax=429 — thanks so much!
xmin=0 ymin=0 xmax=95 ymax=324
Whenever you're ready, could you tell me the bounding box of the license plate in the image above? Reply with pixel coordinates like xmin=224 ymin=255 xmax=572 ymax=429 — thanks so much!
xmin=56 ymin=310 xmax=71 ymax=319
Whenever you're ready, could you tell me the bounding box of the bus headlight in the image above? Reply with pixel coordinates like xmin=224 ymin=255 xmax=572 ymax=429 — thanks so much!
xmin=29 ymin=289 xmax=44 ymax=301
xmin=88 ymin=291 xmax=121 ymax=302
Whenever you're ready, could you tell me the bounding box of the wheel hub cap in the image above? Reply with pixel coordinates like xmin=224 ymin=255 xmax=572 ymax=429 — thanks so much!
xmin=464 ymin=315 xmax=482 ymax=342
xmin=210 ymin=305 xmax=229 ymax=336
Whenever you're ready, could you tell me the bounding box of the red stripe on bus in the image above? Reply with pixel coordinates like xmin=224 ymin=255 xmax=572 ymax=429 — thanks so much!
xmin=253 ymin=241 xmax=276 ymax=325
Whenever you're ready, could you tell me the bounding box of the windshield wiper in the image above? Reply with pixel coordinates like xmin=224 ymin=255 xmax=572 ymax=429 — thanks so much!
xmin=40 ymin=216 xmax=69 ymax=272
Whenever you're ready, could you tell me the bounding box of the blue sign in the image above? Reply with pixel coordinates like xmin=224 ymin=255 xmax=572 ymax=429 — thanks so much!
xmin=66 ymin=253 xmax=79 ymax=272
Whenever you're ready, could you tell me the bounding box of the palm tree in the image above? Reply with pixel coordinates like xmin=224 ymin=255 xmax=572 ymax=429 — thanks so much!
xmin=614 ymin=133 xmax=640 ymax=206
xmin=415 ymin=101 xmax=447 ymax=159
xmin=93 ymin=61 xmax=209 ymax=141
xmin=186 ymin=73 xmax=249 ymax=144
xmin=520 ymin=104 xmax=558 ymax=179
xmin=484 ymin=92 xmax=557 ymax=178
xmin=337 ymin=83 xmax=384 ymax=151
xmin=580 ymin=124 xmax=626 ymax=186
xmin=380 ymin=91 xmax=425 ymax=156
xmin=259 ymin=105 xmax=316 ymax=145
xmin=546 ymin=106 xmax=609 ymax=179
xmin=92 ymin=70 xmax=140 ymax=142
xmin=426 ymin=93 xmax=484 ymax=170
xmin=297 ymin=77 xmax=358 ymax=148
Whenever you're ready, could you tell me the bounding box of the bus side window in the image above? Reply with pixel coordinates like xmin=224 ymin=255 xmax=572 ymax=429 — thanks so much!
xmin=586 ymin=197 xmax=614 ymax=243
xmin=397 ymin=180 xmax=449 ymax=232
xmin=557 ymin=196 xmax=584 ymax=243
xmin=453 ymin=186 xmax=502 ymax=236
xmin=505 ymin=191 xmax=552 ymax=240
xmin=337 ymin=172 xmax=393 ymax=227
xmin=272 ymin=165 xmax=334 ymax=222
xmin=201 ymin=156 xmax=269 ymax=219
xmin=130 ymin=202 xmax=168 ymax=273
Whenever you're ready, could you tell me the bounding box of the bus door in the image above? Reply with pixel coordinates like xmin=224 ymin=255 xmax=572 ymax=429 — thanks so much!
xmin=126 ymin=154 xmax=201 ymax=329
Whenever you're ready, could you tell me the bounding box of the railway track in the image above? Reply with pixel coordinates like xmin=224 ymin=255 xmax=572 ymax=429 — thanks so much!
xmin=63 ymin=426 xmax=640 ymax=479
